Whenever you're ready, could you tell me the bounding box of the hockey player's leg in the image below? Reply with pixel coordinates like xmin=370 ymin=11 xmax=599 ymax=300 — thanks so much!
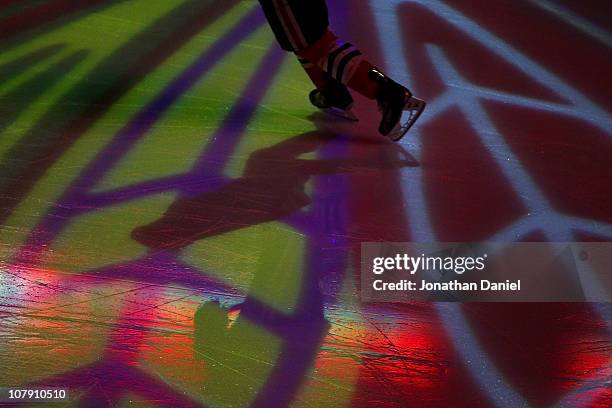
xmin=259 ymin=0 xmax=425 ymax=140
xmin=259 ymin=1 xmax=357 ymax=120
xmin=298 ymin=58 xmax=358 ymax=121
xmin=297 ymin=30 xmax=426 ymax=141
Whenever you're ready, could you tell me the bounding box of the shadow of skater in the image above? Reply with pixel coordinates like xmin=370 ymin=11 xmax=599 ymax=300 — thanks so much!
xmin=131 ymin=127 xmax=417 ymax=406
xmin=131 ymin=129 xmax=418 ymax=251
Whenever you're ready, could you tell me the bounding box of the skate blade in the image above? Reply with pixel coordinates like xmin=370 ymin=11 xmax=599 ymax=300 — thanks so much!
xmin=321 ymin=106 xmax=359 ymax=122
xmin=388 ymin=97 xmax=426 ymax=142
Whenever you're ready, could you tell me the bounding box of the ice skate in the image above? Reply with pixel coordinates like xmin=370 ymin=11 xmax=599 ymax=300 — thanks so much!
xmin=309 ymin=81 xmax=359 ymax=122
xmin=369 ymin=68 xmax=426 ymax=141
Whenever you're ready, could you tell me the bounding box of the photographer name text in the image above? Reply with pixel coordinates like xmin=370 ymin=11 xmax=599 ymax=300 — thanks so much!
xmin=371 ymin=254 xmax=521 ymax=293
xmin=372 ymin=279 xmax=521 ymax=292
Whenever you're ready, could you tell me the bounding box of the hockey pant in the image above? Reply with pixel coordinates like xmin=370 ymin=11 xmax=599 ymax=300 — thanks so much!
xmin=258 ymin=0 xmax=378 ymax=99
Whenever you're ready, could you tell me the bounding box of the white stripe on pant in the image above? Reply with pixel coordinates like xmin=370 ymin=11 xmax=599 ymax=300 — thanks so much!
xmin=271 ymin=0 xmax=307 ymax=50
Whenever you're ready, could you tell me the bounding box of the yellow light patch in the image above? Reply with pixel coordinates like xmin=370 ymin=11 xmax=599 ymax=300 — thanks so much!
xmin=181 ymin=221 xmax=305 ymax=315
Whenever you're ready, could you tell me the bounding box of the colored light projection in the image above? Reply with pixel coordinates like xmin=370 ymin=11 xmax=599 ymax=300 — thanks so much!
xmin=0 ymin=0 xmax=611 ymax=407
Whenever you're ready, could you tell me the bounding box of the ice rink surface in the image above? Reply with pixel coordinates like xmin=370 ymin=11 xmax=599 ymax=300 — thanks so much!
xmin=0 ymin=0 xmax=611 ymax=406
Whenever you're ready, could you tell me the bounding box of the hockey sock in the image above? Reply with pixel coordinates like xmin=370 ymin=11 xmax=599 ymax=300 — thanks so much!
xmin=297 ymin=30 xmax=379 ymax=100
xmin=297 ymin=58 xmax=329 ymax=90
xmin=346 ymin=60 xmax=378 ymax=100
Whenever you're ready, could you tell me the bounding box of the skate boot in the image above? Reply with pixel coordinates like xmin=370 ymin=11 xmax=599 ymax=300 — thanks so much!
xmin=369 ymin=68 xmax=426 ymax=141
xmin=309 ymin=79 xmax=358 ymax=122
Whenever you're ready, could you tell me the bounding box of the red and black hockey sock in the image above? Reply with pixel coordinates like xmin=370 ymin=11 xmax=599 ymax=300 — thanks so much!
xmin=297 ymin=30 xmax=379 ymax=100
xmin=297 ymin=58 xmax=329 ymax=90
